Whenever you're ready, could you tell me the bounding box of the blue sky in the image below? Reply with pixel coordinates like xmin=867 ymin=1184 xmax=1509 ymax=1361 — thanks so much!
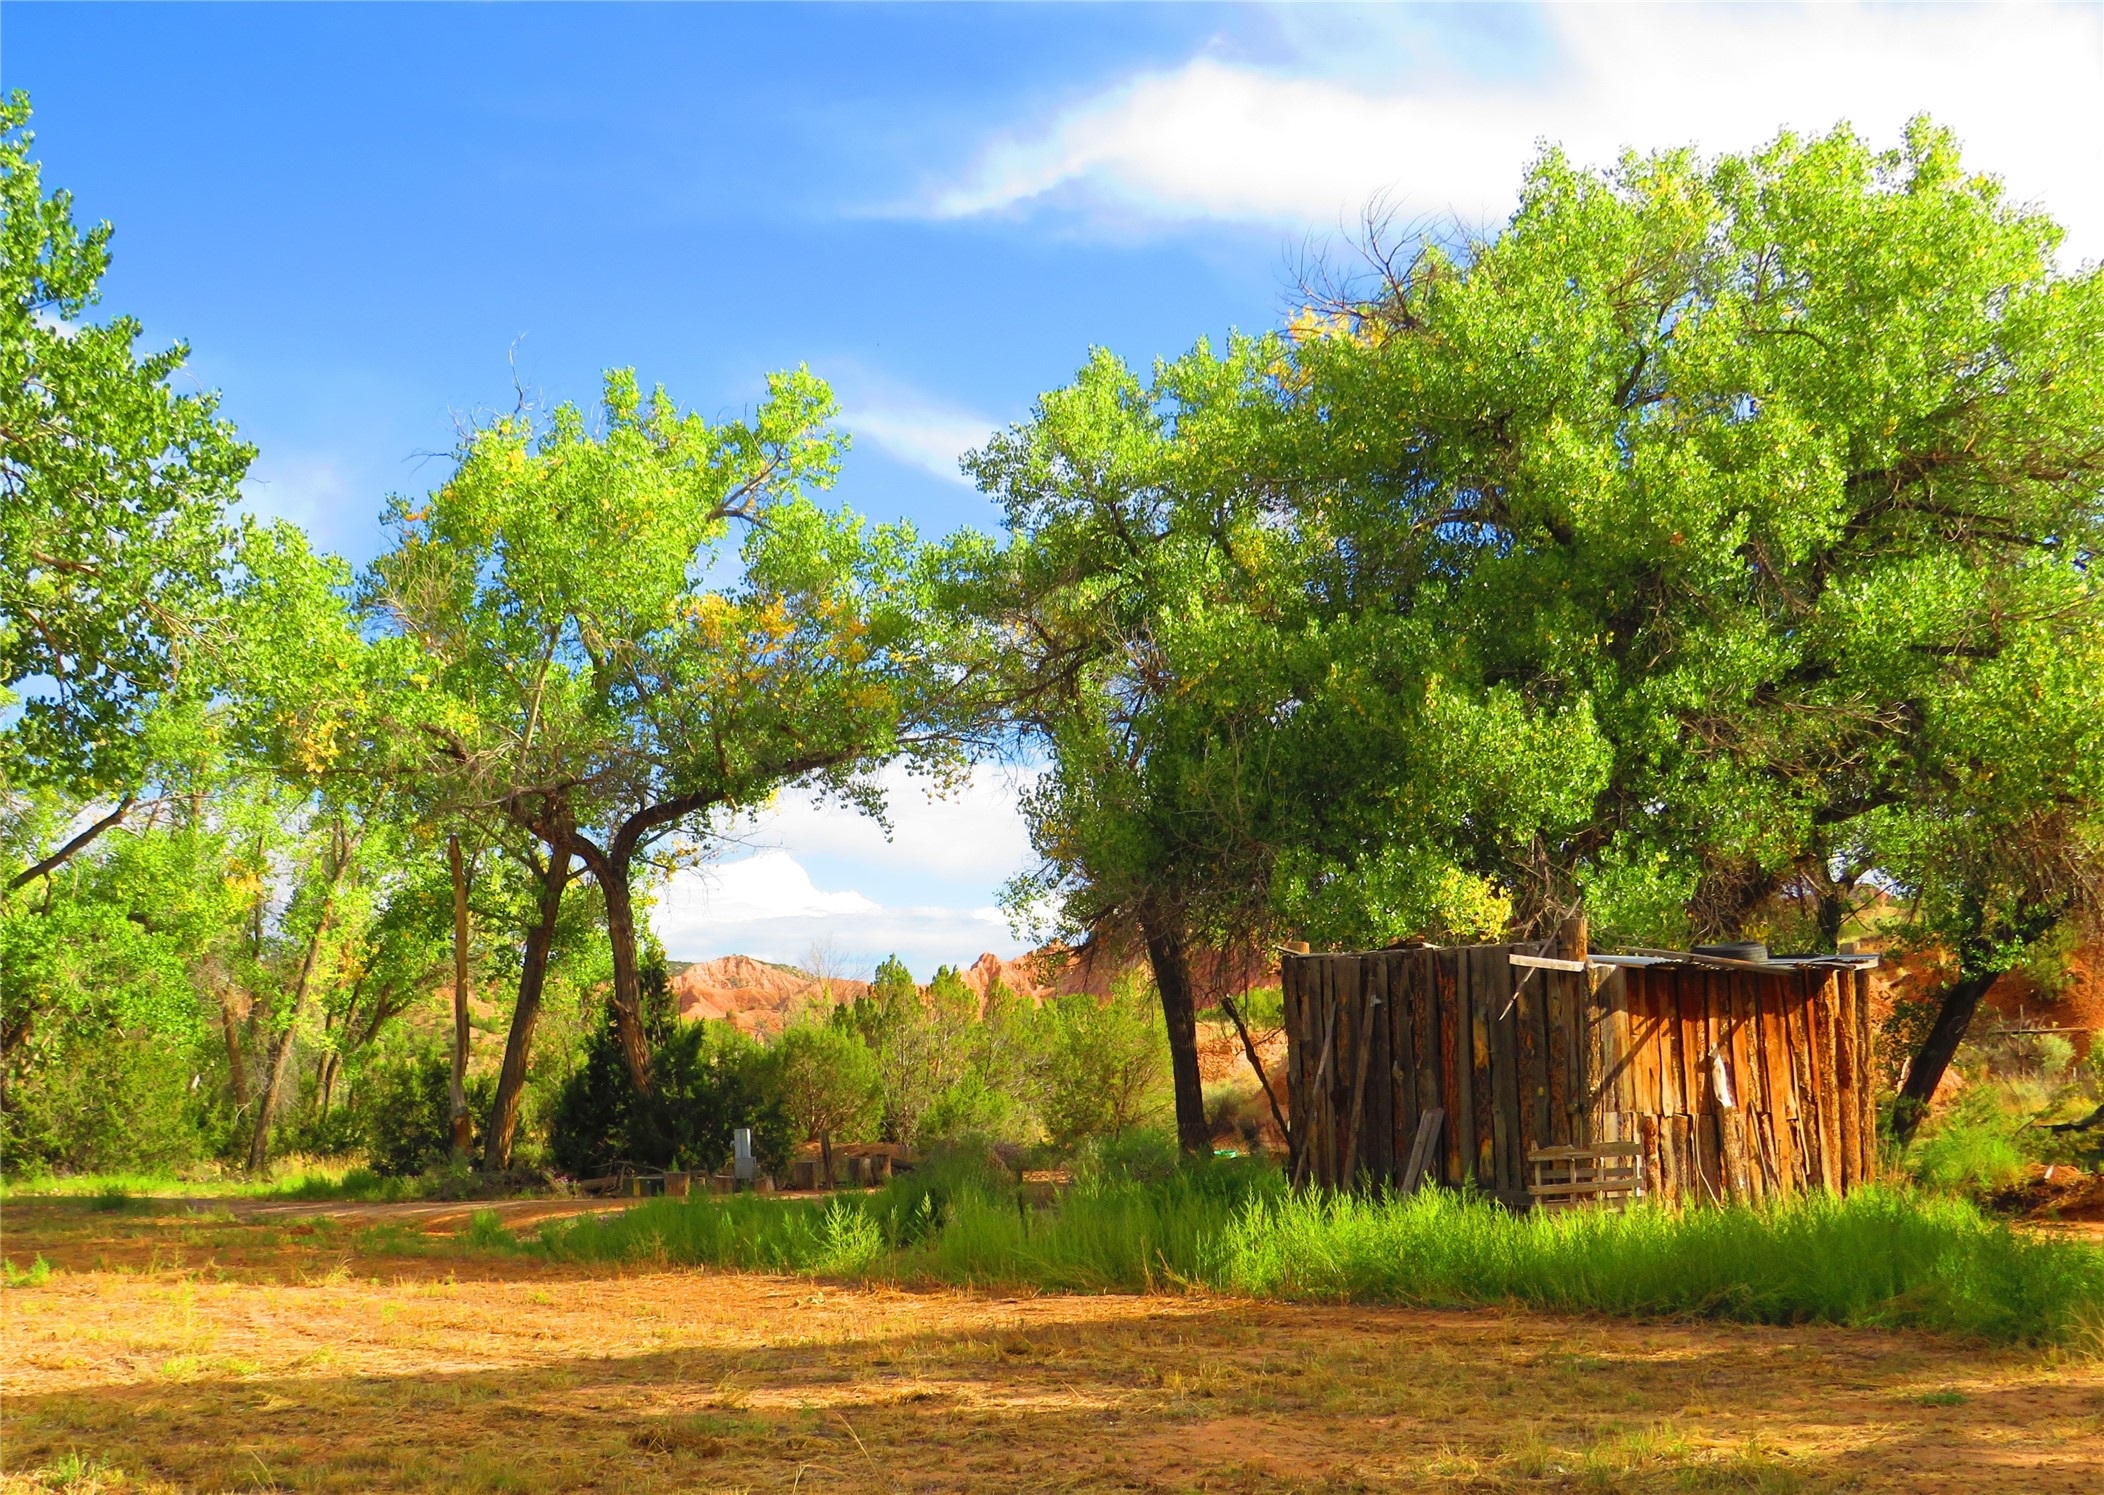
xmin=9 ymin=2 xmax=2100 ymax=975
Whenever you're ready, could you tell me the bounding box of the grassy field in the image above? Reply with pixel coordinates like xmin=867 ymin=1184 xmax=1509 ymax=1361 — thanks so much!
xmin=515 ymin=1163 xmax=2104 ymax=1346
xmin=4 ymin=1192 xmax=2103 ymax=1492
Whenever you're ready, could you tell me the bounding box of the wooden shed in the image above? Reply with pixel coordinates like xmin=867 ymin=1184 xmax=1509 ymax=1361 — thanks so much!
xmin=1280 ymin=941 xmax=1880 ymax=1206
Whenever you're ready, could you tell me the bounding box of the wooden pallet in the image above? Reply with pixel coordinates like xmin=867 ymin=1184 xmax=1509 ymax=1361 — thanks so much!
xmin=1526 ymin=1142 xmax=1645 ymax=1212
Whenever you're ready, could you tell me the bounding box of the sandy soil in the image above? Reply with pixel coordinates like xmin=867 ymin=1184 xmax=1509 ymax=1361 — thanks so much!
xmin=2 ymin=1199 xmax=2099 ymax=1493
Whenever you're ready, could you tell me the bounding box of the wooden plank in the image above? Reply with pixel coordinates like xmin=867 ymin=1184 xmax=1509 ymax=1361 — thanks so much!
xmin=1392 ymin=954 xmax=1419 ymax=1164
xmin=1467 ymin=947 xmax=1497 ymax=1188
xmin=1400 ymin=1108 xmax=1443 ymax=1195
xmin=1656 ymin=970 xmax=1685 ymax=1118
xmin=1366 ymin=955 xmax=1396 ymax=1183
xmin=1815 ymin=972 xmax=1844 ymax=1195
xmin=1640 ymin=1112 xmax=1669 ymax=1204
xmin=1834 ymin=969 xmax=1863 ymax=1190
xmin=1785 ymin=974 xmax=1820 ymax=1191
xmin=1529 ymin=1142 xmax=1644 ymax=1160
xmin=1438 ymin=949 xmax=1467 ymax=1187
xmin=1623 ymin=970 xmax=1654 ymax=1126
xmin=1677 ymin=970 xmax=1704 ymax=1118
xmin=1727 ymin=972 xmax=1766 ymax=1204
xmin=1545 ymin=965 xmax=1573 ymax=1148
xmin=1487 ymin=947 xmax=1521 ymax=1192
xmin=1341 ymin=958 xmax=1376 ymax=1187
xmin=1283 ymin=955 xmax=1304 ymax=1159
xmin=1757 ymin=974 xmax=1799 ymax=1192
xmin=1523 ymin=954 xmax=1556 ymax=1160
xmin=1856 ymin=969 xmax=1878 ymax=1186
xmin=1602 ymin=967 xmax=1631 ymax=1143
xmin=1328 ymin=957 xmax=1353 ymax=1186
xmin=1509 ymin=953 xmax=1588 ymax=972
xmin=1414 ymin=953 xmax=1443 ymax=1184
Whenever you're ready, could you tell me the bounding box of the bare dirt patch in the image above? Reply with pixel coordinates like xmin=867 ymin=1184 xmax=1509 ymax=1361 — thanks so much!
xmin=3 ymin=1201 xmax=2098 ymax=1492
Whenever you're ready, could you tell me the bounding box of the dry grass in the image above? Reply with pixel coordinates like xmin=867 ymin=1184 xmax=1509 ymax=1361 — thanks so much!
xmin=3 ymin=1199 xmax=2100 ymax=1493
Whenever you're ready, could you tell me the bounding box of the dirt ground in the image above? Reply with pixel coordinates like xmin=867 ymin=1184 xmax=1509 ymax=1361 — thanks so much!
xmin=3 ymin=1199 xmax=2100 ymax=1493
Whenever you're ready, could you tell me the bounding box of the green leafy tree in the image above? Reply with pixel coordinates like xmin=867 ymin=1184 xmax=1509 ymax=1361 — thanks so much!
xmin=772 ymin=1019 xmax=881 ymax=1185
xmin=973 ymin=343 xmax=1604 ymax=1154
xmin=1283 ymin=119 xmax=2104 ymax=1120
xmin=369 ymin=370 xmax=994 ymax=1103
xmin=1035 ymin=977 xmax=1171 ymax=1153
xmin=0 ymin=92 xmax=253 ymax=828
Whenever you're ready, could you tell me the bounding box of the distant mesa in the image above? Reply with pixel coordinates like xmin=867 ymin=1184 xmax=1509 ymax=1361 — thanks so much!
xmin=665 ymin=941 xmax=1278 ymax=1037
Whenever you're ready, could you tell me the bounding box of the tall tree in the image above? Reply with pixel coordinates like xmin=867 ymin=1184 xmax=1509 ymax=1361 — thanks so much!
xmin=973 ymin=344 xmax=1605 ymax=1154
xmin=370 ymin=370 xmax=994 ymax=1095
xmin=1287 ymin=119 xmax=2104 ymax=1099
xmin=0 ymin=92 xmax=252 ymax=835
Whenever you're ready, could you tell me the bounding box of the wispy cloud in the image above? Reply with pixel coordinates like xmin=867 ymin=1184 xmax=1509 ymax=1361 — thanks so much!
xmin=921 ymin=4 xmax=2104 ymax=259
xmin=842 ymin=395 xmax=1004 ymax=487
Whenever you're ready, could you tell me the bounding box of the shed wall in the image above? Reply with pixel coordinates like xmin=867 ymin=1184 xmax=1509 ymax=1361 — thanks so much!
xmin=1281 ymin=950 xmax=1877 ymax=1205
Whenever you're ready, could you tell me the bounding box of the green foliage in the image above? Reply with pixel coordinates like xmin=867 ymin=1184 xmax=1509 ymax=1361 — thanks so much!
xmin=1211 ymin=1185 xmax=2099 ymax=1346
xmin=1903 ymin=1087 xmax=2029 ymax=1198
xmin=848 ymin=955 xmax=981 ymax=1147
xmin=359 ymin=1050 xmax=495 ymax=1178
xmin=1 ymin=92 xmax=254 ymax=797
xmin=1034 ymin=978 xmax=1172 ymax=1151
xmin=0 ymin=1025 xmax=222 ymax=1176
xmin=366 ymin=366 xmax=997 ymax=1088
xmin=550 ymin=1006 xmax=791 ymax=1177
xmin=771 ymin=1018 xmax=881 ymax=1162
xmin=517 ymin=1168 xmax=2101 ymax=1346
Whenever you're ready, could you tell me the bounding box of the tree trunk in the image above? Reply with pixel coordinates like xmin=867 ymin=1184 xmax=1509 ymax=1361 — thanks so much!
xmin=247 ymin=830 xmax=356 ymax=1173
xmin=1140 ymin=908 xmax=1212 ymax=1158
xmin=247 ymin=900 xmax=337 ymax=1172
xmin=219 ymin=992 xmax=249 ymax=1110
xmin=596 ymin=856 xmax=655 ymax=1095
xmin=819 ymin=1128 xmax=834 ymax=1189
xmin=1893 ymin=967 xmax=1998 ymax=1143
xmin=482 ymin=847 xmax=570 ymax=1171
xmin=448 ymin=835 xmax=474 ymax=1159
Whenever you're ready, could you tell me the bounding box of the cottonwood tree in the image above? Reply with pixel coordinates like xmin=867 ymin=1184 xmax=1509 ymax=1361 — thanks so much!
xmin=370 ymin=369 xmax=995 ymax=1099
xmin=1287 ymin=120 xmax=2104 ymax=1107
xmin=973 ymin=345 xmax=1605 ymax=1154
xmin=0 ymin=92 xmax=252 ymax=847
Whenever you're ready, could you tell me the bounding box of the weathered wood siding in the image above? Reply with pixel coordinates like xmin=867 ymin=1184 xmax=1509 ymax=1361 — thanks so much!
xmin=1281 ymin=949 xmax=1878 ymax=1205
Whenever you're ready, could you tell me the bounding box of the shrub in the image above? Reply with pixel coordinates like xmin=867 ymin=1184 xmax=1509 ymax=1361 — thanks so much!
xmin=1 ymin=1027 xmax=220 ymax=1177
xmin=549 ymin=1008 xmax=790 ymax=1177
xmin=361 ymin=1050 xmax=496 ymax=1177
xmin=1036 ymin=977 xmax=1171 ymax=1152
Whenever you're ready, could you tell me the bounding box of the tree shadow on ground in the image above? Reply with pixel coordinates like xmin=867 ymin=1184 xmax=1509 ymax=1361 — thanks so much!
xmin=8 ymin=1285 xmax=2095 ymax=1493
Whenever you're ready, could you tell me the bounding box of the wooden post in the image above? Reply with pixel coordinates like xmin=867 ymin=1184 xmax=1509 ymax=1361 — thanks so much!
xmin=447 ymin=834 xmax=473 ymax=1160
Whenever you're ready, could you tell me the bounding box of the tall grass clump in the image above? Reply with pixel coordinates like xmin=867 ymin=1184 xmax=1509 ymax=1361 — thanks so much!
xmin=513 ymin=1159 xmax=2101 ymax=1346
xmin=534 ymin=1191 xmax=844 ymax=1272
xmin=910 ymin=1155 xmax=1282 ymax=1291
xmin=1211 ymin=1184 xmax=2104 ymax=1345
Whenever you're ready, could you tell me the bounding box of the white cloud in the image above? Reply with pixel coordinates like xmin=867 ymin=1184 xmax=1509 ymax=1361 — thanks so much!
xmin=646 ymin=767 xmax=1044 ymax=973
xmin=843 ymin=396 xmax=1004 ymax=487
xmin=727 ymin=762 xmax=1040 ymax=888
xmin=241 ymin=451 xmax=363 ymax=550
xmin=924 ymin=4 xmax=2104 ymax=259
xmin=650 ymin=849 xmax=1024 ymax=975
xmin=659 ymin=848 xmax=879 ymax=924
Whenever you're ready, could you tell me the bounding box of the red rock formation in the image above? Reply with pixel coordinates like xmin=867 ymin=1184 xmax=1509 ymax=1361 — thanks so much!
xmin=668 ymin=955 xmax=868 ymax=1037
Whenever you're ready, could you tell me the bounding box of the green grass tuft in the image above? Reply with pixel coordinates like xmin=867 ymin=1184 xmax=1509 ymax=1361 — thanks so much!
xmin=516 ymin=1163 xmax=2103 ymax=1346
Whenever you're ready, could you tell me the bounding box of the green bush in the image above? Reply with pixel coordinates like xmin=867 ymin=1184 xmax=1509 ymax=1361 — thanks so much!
xmin=1905 ymin=1086 xmax=2030 ymax=1197
xmin=361 ymin=1051 xmax=495 ymax=1177
xmin=1 ymin=1027 xmax=221 ymax=1177
xmin=549 ymin=1008 xmax=790 ymax=1177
